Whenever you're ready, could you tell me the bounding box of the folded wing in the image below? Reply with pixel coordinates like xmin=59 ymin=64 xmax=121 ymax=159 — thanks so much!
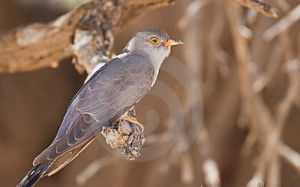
xmin=33 ymin=54 xmax=154 ymax=170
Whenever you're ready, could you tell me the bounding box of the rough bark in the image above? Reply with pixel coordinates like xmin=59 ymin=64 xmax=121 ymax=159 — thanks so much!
xmin=0 ymin=0 xmax=174 ymax=73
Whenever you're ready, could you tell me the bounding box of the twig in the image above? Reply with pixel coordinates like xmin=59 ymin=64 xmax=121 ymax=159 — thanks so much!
xmin=177 ymin=0 xmax=209 ymax=30
xmin=178 ymin=0 xmax=207 ymax=82
xmin=246 ymin=132 xmax=277 ymax=187
xmin=208 ymin=1 xmax=230 ymax=79
xmin=76 ymin=156 xmax=115 ymax=185
xmin=179 ymin=152 xmax=195 ymax=184
xmin=276 ymin=59 xmax=300 ymax=130
xmin=274 ymin=0 xmax=290 ymax=12
xmin=274 ymin=33 xmax=300 ymax=130
xmin=253 ymin=39 xmax=284 ymax=92
xmin=267 ymin=154 xmax=281 ymax=187
xmin=278 ymin=142 xmax=300 ymax=172
xmin=263 ymin=4 xmax=300 ymax=41
xmin=231 ymin=0 xmax=278 ymax=18
xmin=197 ymin=127 xmax=221 ymax=187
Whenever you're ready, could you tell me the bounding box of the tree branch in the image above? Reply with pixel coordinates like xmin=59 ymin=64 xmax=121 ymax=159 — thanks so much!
xmin=0 ymin=0 xmax=174 ymax=73
xmin=231 ymin=0 xmax=278 ymax=18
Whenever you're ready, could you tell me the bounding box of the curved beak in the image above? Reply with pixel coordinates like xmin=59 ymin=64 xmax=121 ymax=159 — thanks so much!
xmin=161 ymin=39 xmax=184 ymax=46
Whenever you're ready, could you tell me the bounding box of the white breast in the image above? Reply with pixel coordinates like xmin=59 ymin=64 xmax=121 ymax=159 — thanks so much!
xmin=149 ymin=47 xmax=171 ymax=87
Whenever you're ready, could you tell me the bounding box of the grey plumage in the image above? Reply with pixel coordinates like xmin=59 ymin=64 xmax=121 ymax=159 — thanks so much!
xmin=17 ymin=29 xmax=182 ymax=187
xmin=34 ymin=54 xmax=154 ymax=167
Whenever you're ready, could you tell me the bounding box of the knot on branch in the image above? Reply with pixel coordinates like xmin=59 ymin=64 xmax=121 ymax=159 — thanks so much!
xmin=101 ymin=117 xmax=145 ymax=160
xmin=72 ymin=29 xmax=113 ymax=73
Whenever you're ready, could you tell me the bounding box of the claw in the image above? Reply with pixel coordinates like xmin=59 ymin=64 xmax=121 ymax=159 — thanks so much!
xmin=116 ymin=116 xmax=143 ymax=127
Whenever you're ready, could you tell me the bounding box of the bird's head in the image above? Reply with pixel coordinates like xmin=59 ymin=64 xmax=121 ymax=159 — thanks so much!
xmin=122 ymin=29 xmax=183 ymax=69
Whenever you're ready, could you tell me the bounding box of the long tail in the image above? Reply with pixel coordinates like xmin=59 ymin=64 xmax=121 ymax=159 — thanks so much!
xmin=17 ymin=162 xmax=51 ymax=187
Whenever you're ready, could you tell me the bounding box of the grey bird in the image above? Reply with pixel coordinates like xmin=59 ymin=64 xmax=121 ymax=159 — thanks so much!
xmin=17 ymin=29 xmax=183 ymax=187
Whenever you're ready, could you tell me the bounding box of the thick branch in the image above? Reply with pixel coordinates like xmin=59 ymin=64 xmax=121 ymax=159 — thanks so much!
xmin=0 ymin=0 xmax=174 ymax=73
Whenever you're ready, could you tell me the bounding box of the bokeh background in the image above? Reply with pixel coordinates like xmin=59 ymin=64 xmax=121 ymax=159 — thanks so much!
xmin=0 ymin=0 xmax=300 ymax=186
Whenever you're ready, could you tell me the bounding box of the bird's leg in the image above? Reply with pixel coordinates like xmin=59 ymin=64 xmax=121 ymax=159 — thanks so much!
xmin=114 ymin=107 xmax=144 ymax=128
xmin=115 ymin=115 xmax=143 ymax=128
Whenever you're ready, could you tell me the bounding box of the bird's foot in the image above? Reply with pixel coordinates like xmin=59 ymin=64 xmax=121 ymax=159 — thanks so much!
xmin=115 ymin=115 xmax=143 ymax=128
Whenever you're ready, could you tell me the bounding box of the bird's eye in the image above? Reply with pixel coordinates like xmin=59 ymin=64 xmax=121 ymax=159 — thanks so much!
xmin=150 ymin=38 xmax=160 ymax=44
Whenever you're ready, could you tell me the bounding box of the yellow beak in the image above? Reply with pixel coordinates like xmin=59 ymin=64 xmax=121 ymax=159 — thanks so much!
xmin=161 ymin=39 xmax=184 ymax=46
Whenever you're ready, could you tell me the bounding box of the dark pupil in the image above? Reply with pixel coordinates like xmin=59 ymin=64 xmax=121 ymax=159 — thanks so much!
xmin=153 ymin=39 xmax=158 ymax=43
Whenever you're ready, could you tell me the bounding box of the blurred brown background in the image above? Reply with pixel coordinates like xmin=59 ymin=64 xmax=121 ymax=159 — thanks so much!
xmin=0 ymin=0 xmax=300 ymax=187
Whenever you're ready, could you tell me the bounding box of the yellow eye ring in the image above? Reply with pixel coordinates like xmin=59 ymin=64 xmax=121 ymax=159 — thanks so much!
xmin=150 ymin=37 xmax=160 ymax=44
